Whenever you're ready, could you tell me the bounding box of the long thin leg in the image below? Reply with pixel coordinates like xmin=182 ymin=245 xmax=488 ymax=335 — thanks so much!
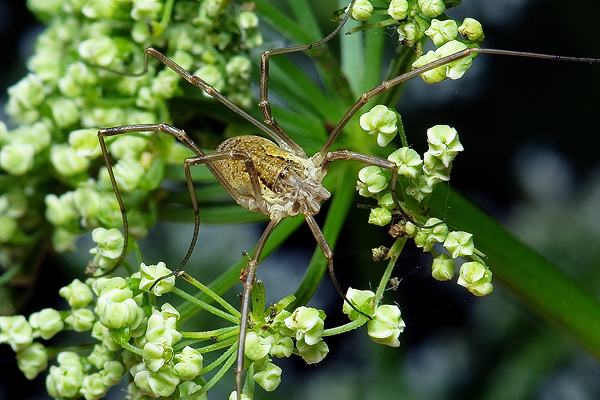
xmin=97 ymin=123 xmax=203 ymax=276
xmin=149 ymin=151 xmax=266 ymax=290
xmin=257 ymin=0 xmax=358 ymax=157
xmin=318 ymin=48 xmax=600 ymax=158
xmin=142 ymin=48 xmax=292 ymax=150
xmin=325 ymin=150 xmax=442 ymax=229
xmin=304 ymin=214 xmax=371 ymax=317
xmin=235 ymin=219 xmax=279 ymax=400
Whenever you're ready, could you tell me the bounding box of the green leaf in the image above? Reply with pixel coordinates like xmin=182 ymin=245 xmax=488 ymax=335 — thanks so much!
xmin=159 ymin=204 xmax=267 ymax=224
xmin=287 ymin=0 xmax=322 ymax=41
xmin=428 ymin=185 xmax=600 ymax=357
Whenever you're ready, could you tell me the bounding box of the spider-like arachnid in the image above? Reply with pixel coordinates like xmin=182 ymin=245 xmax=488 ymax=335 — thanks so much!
xmin=97 ymin=1 xmax=600 ymax=397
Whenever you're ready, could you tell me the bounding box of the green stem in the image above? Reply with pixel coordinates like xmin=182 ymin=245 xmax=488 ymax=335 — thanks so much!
xmin=173 ymin=287 xmax=239 ymax=324
xmin=375 ymin=238 xmax=406 ymax=301
xmin=181 ymin=273 xmax=241 ymax=318
xmin=200 ymin=343 xmax=237 ymax=375
xmin=181 ymin=326 xmax=238 ymax=340
xmin=323 ymin=317 xmax=368 ymax=336
xmin=121 ymin=342 xmax=143 ymax=357
xmin=197 ymin=336 xmax=237 ymax=354
xmin=184 ymin=349 xmax=238 ymax=398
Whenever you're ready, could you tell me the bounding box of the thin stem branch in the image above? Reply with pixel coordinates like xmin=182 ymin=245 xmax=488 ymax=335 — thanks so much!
xmin=181 ymin=272 xmax=241 ymax=318
xmin=172 ymin=287 xmax=239 ymax=324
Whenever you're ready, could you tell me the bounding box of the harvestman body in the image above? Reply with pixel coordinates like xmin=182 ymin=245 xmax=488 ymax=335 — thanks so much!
xmin=97 ymin=1 xmax=600 ymax=397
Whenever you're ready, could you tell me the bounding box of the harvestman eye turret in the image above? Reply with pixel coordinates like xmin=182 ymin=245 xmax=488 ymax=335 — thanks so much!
xmin=96 ymin=1 xmax=600 ymax=397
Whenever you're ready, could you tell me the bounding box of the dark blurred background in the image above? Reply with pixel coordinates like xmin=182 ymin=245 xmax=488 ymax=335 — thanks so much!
xmin=2 ymin=0 xmax=600 ymax=398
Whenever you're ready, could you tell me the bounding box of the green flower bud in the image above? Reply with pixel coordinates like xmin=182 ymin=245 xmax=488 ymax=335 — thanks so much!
xmin=271 ymin=310 xmax=295 ymax=337
xmin=151 ymin=69 xmax=181 ymax=98
xmin=426 ymin=124 xmax=463 ymax=168
xmin=359 ymin=105 xmax=398 ymax=147
xmin=65 ymin=308 xmax=95 ymax=332
xmin=52 ymin=228 xmax=78 ymax=252
xmin=351 ymin=0 xmax=373 ymax=21
xmin=91 ymin=322 xmax=120 ymax=351
xmin=377 ymin=192 xmax=394 ymax=209
xmin=50 ymin=97 xmax=79 ymax=128
xmin=7 ymin=74 xmax=45 ymax=110
xmin=179 ymin=381 xmax=205 ymax=397
xmin=412 ymin=50 xmax=446 ymax=84
xmin=144 ymin=304 xmax=182 ymax=345
xmin=45 ymin=193 xmax=78 ymax=227
xmin=73 ymin=187 xmax=102 ymax=224
xmin=82 ymin=0 xmax=119 ymax=19
xmin=425 ymin=19 xmax=458 ymax=47
xmin=174 ymin=346 xmax=203 ymax=381
xmin=93 ymin=277 xmax=142 ymax=330
xmin=131 ymin=0 xmax=163 ymax=21
xmin=113 ymin=158 xmax=145 ymax=192
xmin=343 ymin=288 xmax=376 ymax=321
xmin=226 ymin=55 xmax=252 ymax=82
xmin=88 ymin=344 xmax=115 ymax=370
xmin=195 ymin=64 xmax=224 ymax=92
xmin=78 ymin=36 xmax=118 ymax=67
xmin=418 ymin=0 xmax=445 ymax=17
xmin=28 ymin=308 xmax=64 ymax=340
xmin=109 ymin=135 xmax=148 ymax=160
xmin=397 ymin=21 xmax=420 ymax=47
xmin=285 ymin=306 xmax=325 ymax=346
xmin=27 ymin=0 xmax=62 ymax=18
xmin=29 ymin=47 xmax=61 ymax=82
xmin=436 ymin=40 xmax=473 ymax=80
xmin=423 ymin=152 xmax=451 ymax=182
xmin=269 ymin=334 xmax=294 ymax=358
xmin=254 ymin=361 xmax=282 ymax=392
xmin=443 ymin=231 xmax=474 ymax=258
xmin=90 ymin=228 xmax=124 ymax=271
xmin=388 ymin=147 xmax=423 ymax=178
xmin=139 ymin=262 xmax=175 ymax=296
xmin=244 ymin=331 xmax=271 ymax=361
xmin=459 ymin=18 xmax=485 ymax=42
xmin=0 ymin=216 xmax=18 ymax=243
xmin=11 ymin=122 xmax=52 ymax=154
xmin=50 ymin=145 xmax=90 ymax=177
xmin=238 ymin=11 xmax=259 ymax=29
xmin=80 ymin=372 xmax=107 ymax=400
xmin=367 ymin=304 xmax=405 ymax=347
xmin=457 ymin=261 xmax=493 ymax=296
xmin=357 ymin=166 xmax=389 ymax=196
xmin=16 ymin=342 xmax=48 ymax=380
xmin=132 ymin=362 xmax=181 ymax=398
xmin=368 ymin=207 xmax=392 ymax=226
xmin=406 ymin=174 xmax=435 ymax=202
xmin=69 ymin=129 xmax=102 ymax=158
xmin=388 ymin=0 xmax=409 ymax=20
xmin=101 ymin=360 xmax=125 ymax=386
xmin=0 ymin=143 xmax=35 ymax=175
xmin=296 ymin=337 xmax=329 ymax=364
xmin=0 ymin=315 xmax=33 ymax=351
xmin=142 ymin=341 xmax=173 ymax=372
xmin=46 ymin=352 xmax=84 ymax=398
xmin=229 ymin=392 xmax=251 ymax=400
xmin=414 ymin=217 xmax=448 ymax=251
xmin=431 ymin=253 xmax=455 ymax=281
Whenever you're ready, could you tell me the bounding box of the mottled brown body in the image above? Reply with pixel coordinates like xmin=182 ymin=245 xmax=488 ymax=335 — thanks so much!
xmin=213 ymin=135 xmax=330 ymax=221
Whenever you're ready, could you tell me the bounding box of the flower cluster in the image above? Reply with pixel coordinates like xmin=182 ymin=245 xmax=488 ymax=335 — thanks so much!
xmin=356 ymin=104 xmax=493 ymax=296
xmin=0 ymin=258 xmax=409 ymax=399
xmin=350 ymin=0 xmax=484 ymax=83
xmin=0 ymin=0 xmax=262 ymax=278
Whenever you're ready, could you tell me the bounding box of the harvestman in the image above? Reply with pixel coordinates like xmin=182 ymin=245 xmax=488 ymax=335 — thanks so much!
xmin=97 ymin=1 xmax=600 ymax=397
